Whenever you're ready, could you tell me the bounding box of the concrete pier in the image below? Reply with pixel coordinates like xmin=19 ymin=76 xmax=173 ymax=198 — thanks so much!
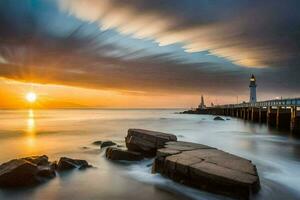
xmin=183 ymin=98 xmax=300 ymax=135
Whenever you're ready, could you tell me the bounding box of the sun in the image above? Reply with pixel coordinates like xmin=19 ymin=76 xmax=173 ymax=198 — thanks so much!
xmin=26 ymin=92 xmax=37 ymax=103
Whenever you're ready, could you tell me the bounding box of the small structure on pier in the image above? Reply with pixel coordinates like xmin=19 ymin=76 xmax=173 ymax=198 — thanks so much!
xmin=198 ymin=95 xmax=206 ymax=109
xmin=249 ymin=74 xmax=257 ymax=103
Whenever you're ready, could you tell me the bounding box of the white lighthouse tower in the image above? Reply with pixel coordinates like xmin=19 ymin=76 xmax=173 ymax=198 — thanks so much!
xmin=249 ymin=74 xmax=257 ymax=103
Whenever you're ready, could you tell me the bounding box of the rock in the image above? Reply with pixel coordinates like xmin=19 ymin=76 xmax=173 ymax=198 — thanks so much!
xmin=153 ymin=141 xmax=260 ymax=200
xmin=125 ymin=129 xmax=177 ymax=157
xmin=50 ymin=161 xmax=58 ymax=170
xmin=57 ymin=157 xmax=90 ymax=171
xmin=24 ymin=155 xmax=50 ymax=166
xmin=0 ymin=155 xmax=93 ymax=187
xmin=100 ymin=141 xmax=116 ymax=148
xmin=92 ymin=141 xmax=102 ymax=146
xmin=0 ymin=159 xmax=38 ymax=187
xmin=106 ymin=147 xmax=143 ymax=161
xmin=57 ymin=159 xmax=76 ymax=171
xmin=0 ymin=156 xmax=55 ymax=187
xmin=78 ymin=164 xmax=93 ymax=170
xmin=36 ymin=166 xmax=56 ymax=178
xmin=214 ymin=116 xmax=225 ymax=121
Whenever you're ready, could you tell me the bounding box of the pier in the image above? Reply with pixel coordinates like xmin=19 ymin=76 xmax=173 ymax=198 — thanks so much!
xmin=184 ymin=75 xmax=300 ymax=134
xmin=186 ymin=98 xmax=300 ymax=134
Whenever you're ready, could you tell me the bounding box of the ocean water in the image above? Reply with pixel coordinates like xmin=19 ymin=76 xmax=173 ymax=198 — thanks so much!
xmin=0 ymin=109 xmax=299 ymax=200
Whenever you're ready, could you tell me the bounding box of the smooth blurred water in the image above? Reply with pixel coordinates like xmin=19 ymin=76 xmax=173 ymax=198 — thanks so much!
xmin=0 ymin=109 xmax=299 ymax=200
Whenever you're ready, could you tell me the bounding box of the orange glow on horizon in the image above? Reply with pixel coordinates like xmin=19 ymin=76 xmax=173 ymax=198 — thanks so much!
xmin=0 ymin=77 xmax=250 ymax=109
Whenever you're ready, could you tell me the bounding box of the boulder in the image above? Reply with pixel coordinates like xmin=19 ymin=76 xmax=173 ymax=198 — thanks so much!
xmin=24 ymin=155 xmax=50 ymax=166
xmin=0 ymin=155 xmax=93 ymax=187
xmin=57 ymin=157 xmax=91 ymax=171
xmin=125 ymin=129 xmax=177 ymax=157
xmin=36 ymin=166 xmax=56 ymax=178
xmin=0 ymin=156 xmax=55 ymax=187
xmin=50 ymin=161 xmax=58 ymax=170
xmin=153 ymin=141 xmax=260 ymax=200
xmin=214 ymin=116 xmax=225 ymax=121
xmin=106 ymin=147 xmax=143 ymax=161
xmin=100 ymin=141 xmax=116 ymax=148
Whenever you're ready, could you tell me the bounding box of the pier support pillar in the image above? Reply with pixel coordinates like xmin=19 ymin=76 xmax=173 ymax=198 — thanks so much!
xmin=251 ymin=107 xmax=259 ymax=122
xmin=276 ymin=107 xmax=291 ymax=130
xmin=236 ymin=109 xmax=240 ymax=118
xmin=276 ymin=107 xmax=281 ymax=129
xmin=242 ymin=108 xmax=246 ymax=120
xmin=267 ymin=106 xmax=277 ymax=127
xmin=260 ymin=107 xmax=267 ymax=123
xmin=230 ymin=109 xmax=233 ymax=116
xmin=247 ymin=108 xmax=251 ymax=120
xmin=291 ymin=106 xmax=300 ymax=134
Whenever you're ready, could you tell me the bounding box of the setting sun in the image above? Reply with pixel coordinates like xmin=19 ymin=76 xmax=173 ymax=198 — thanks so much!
xmin=25 ymin=92 xmax=37 ymax=103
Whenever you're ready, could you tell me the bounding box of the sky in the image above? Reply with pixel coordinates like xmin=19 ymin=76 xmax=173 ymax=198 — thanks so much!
xmin=0 ymin=0 xmax=300 ymax=108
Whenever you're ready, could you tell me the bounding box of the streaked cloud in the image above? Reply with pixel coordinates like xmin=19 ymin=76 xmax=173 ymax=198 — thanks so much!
xmin=0 ymin=0 xmax=299 ymax=106
xmin=59 ymin=0 xmax=300 ymax=68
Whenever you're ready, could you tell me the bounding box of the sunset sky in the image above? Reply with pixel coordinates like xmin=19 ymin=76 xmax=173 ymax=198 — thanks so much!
xmin=0 ymin=0 xmax=300 ymax=108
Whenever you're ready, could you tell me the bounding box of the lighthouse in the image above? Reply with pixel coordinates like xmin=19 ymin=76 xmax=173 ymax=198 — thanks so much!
xmin=249 ymin=74 xmax=257 ymax=103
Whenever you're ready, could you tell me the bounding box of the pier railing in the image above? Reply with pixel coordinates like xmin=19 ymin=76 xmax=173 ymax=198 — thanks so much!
xmin=216 ymin=98 xmax=300 ymax=109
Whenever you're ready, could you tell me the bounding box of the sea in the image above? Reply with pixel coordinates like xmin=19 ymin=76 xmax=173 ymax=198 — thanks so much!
xmin=0 ymin=109 xmax=299 ymax=200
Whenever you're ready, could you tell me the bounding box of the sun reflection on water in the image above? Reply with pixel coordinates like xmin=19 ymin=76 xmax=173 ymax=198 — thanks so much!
xmin=25 ymin=109 xmax=37 ymax=153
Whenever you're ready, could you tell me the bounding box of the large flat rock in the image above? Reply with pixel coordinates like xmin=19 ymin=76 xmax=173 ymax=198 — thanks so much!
xmin=153 ymin=141 xmax=260 ymax=200
xmin=125 ymin=129 xmax=177 ymax=156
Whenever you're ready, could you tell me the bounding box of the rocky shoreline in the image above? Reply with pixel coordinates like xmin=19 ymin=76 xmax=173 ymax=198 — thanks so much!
xmin=0 ymin=155 xmax=92 ymax=188
xmin=0 ymin=129 xmax=260 ymax=200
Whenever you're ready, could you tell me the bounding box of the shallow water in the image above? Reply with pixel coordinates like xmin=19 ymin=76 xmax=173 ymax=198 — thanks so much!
xmin=0 ymin=109 xmax=299 ymax=200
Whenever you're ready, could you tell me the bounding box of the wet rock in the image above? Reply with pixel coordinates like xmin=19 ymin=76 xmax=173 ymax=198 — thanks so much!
xmin=106 ymin=147 xmax=143 ymax=161
xmin=78 ymin=164 xmax=93 ymax=170
xmin=92 ymin=141 xmax=102 ymax=146
xmin=57 ymin=157 xmax=91 ymax=171
xmin=100 ymin=141 xmax=116 ymax=148
xmin=24 ymin=155 xmax=50 ymax=166
xmin=214 ymin=116 xmax=225 ymax=121
xmin=50 ymin=161 xmax=58 ymax=170
xmin=36 ymin=166 xmax=56 ymax=178
xmin=153 ymin=141 xmax=260 ymax=200
xmin=0 ymin=156 xmax=55 ymax=187
xmin=0 ymin=155 xmax=94 ymax=188
xmin=125 ymin=129 xmax=177 ymax=157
